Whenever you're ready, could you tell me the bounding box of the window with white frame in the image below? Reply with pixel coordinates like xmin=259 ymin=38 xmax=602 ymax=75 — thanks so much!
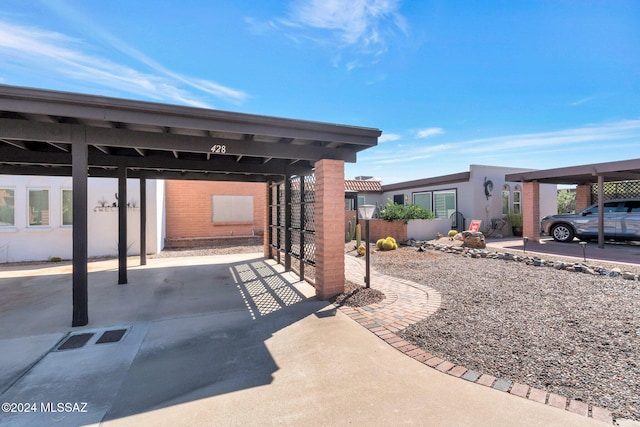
xmin=29 ymin=189 xmax=49 ymax=226
xmin=413 ymin=192 xmax=433 ymax=214
xmin=513 ymin=185 xmax=522 ymax=214
xmin=501 ymin=185 xmax=511 ymax=215
xmin=357 ymin=195 xmax=365 ymax=207
xmin=0 ymin=188 xmax=15 ymax=226
xmin=62 ymin=189 xmax=73 ymax=226
xmin=433 ymin=190 xmax=456 ymax=219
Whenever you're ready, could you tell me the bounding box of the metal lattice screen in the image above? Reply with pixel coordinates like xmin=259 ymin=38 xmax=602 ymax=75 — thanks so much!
xmin=268 ymin=174 xmax=315 ymax=281
xmin=592 ymin=180 xmax=640 ymax=203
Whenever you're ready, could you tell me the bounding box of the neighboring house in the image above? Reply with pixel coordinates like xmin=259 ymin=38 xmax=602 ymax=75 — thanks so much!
xmin=0 ymin=175 xmax=163 ymax=263
xmin=345 ymin=165 xmax=557 ymax=237
xmin=344 ymin=177 xmax=382 ymax=229
xmin=164 ymin=180 xmax=266 ymax=248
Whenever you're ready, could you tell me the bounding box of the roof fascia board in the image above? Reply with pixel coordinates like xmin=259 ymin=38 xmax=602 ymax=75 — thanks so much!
xmin=382 ymin=171 xmax=471 ymax=192
xmin=0 ymin=85 xmax=381 ymax=147
xmin=505 ymin=158 xmax=640 ymax=183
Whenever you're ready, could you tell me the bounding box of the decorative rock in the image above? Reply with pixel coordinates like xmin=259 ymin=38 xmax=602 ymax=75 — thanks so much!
xmin=463 ymin=231 xmax=486 ymax=249
xmin=553 ymin=261 xmax=566 ymax=270
xmin=623 ymin=272 xmax=636 ymax=280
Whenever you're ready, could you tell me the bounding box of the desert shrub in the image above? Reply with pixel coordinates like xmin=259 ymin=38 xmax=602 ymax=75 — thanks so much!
xmin=379 ymin=200 xmax=434 ymax=223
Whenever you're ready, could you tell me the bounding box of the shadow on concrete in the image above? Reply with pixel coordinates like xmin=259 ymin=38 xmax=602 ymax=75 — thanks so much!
xmin=0 ymin=254 xmax=331 ymax=425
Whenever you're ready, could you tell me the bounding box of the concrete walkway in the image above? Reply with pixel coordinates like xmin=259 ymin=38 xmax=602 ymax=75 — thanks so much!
xmin=0 ymin=253 xmax=611 ymax=426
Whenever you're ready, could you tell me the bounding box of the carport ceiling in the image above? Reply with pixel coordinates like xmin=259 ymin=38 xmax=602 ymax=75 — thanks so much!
xmin=505 ymin=158 xmax=640 ymax=185
xmin=0 ymin=85 xmax=381 ymax=181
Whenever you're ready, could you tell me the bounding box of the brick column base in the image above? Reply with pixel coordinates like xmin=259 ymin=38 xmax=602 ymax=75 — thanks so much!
xmin=575 ymin=184 xmax=592 ymax=212
xmin=315 ymin=159 xmax=345 ymax=300
xmin=523 ymin=181 xmax=541 ymax=242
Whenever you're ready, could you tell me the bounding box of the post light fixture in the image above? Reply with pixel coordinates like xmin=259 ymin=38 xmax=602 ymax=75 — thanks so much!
xmin=358 ymin=205 xmax=375 ymax=288
xmin=523 ymin=236 xmax=528 ymax=255
xmin=579 ymin=241 xmax=587 ymax=262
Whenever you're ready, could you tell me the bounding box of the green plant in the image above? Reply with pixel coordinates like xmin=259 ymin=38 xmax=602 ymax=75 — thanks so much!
xmin=379 ymin=199 xmax=435 ymax=223
xmin=505 ymin=211 xmax=523 ymax=227
xmin=447 ymin=230 xmax=458 ymax=238
xmin=345 ymin=218 xmax=356 ymax=243
xmin=377 ymin=236 xmax=397 ymax=251
xmin=49 ymin=256 xmax=62 ymax=262
xmin=557 ymin=188 xmax=576 ymax=213
xmin=355 ymin=223 xmax=361 ymax=248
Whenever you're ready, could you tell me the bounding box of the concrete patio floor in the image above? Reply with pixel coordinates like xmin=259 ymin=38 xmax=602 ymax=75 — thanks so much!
xmin=0 ymin=253 xmax=610 ymax=426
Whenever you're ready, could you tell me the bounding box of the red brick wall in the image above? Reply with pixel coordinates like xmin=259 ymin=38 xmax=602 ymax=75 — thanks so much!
xmin=368 ymin=219 xmax=407 ymax=243
xmin=315 ymin=160 xmax=345 ymax=300
xmin=575 ymin=184 xmax=592 ymax=212
xmin=165 ymin=180 xmax=266 ymax=239
xmin=523 ymin=181 xmax=541 ymax=242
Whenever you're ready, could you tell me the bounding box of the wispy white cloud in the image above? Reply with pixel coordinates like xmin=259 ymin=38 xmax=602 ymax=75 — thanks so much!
xmin=254 ymin=0 xmax=406 ymax=69
xmin=378 ymin=133 xmax=402 ymax=143
xmin=569 ymin=96 xmax=595 ymax=106
xmin=362 ymin=119 xmax=640 ymax=166
xmin=416 ymin=127 xmax=445 ymax=138
xmin=0 ymin=18 xmax=248 ymax=107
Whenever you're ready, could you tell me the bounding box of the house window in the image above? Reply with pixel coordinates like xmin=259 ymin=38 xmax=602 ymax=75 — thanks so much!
xmin=212 ymin=195 xmax=253 ymax=223
xmin=413 ymin=192 xmax=433 ymax=214
xmin=502 ymin=185 xmax=511 ymax=215
xmin=0 ymin=188 xmax=15 ymax=226
xmin=393 ymin=194 xmax=405 ymax=205
xmin=62 ymin=189 xmax=73 ymax=226
xmin=433 ymin=190 xmax=456 ymax=219
xmin=357 ymin=195 xmax=365 ymax=207
xmin=513 ymin=186 xmax=522 ymax=214
xmin=29 ymin=189 xmax=49 ymax=226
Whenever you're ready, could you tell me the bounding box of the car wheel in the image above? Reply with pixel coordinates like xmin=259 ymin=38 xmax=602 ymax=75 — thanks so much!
xmin=550 ymin=224 xmax=574 ymax=242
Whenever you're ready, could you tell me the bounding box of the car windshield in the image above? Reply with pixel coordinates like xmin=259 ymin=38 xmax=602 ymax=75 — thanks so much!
xmin=583 ymin=202 xmax=626 ymax=215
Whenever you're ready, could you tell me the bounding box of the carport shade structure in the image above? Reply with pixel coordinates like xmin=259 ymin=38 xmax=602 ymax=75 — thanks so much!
xmin=505 ymin=158 xmax=640 ymax=248
xmin=0 ymin=84 xmax=381 ymax=326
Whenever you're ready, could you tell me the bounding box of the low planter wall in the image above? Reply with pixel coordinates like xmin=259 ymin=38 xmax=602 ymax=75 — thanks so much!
xmin=406 ymin=218 xmax=451 ymax=241
xmin=363 ymin=218 xmax=452 ymax=243
xmin=368 ymin=219 xmax=407 ymax=243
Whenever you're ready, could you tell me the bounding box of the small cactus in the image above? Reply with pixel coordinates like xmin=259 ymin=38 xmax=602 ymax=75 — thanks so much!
xmin=377 ymin=236 xmax=397 ymax=251
xmin=345 ymin=218 xmax=356 ymax=243
xmin=448 ymin=230 xmax=458 ymax=239
xmin=357 ymin=244 xmax=366 ymax=256
xmin=355 ymin=223 xmax=362 ymax=248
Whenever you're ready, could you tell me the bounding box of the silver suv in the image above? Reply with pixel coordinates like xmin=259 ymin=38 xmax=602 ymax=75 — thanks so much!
xmin=541 ymin=199 xmax=640 ymax=242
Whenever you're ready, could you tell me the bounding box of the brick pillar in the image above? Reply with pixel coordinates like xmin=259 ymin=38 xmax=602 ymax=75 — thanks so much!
xmin=523 ymin=181 xmax=541 ymax=242
xmin=575 ymin=184 xmax=592 ymax=212
xmin=315 ymin=159 xmax=345 ymax=299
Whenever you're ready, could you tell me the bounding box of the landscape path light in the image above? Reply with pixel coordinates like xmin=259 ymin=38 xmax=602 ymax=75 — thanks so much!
xmin=358 ymin=205 xmax=376 ymax=289
xmin=523 ymin=236 xmax=528 ymax=255
xmin=579 ymin=241 xmax=587 ymax=262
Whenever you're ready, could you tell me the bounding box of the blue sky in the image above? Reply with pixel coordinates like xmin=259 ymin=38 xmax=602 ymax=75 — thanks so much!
xmin=1 ymin=1 xmax=639 ymax=184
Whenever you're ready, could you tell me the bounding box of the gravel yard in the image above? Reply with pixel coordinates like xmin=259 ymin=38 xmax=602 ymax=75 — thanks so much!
xmin=372 ymin=246 xmax=640 ymax=422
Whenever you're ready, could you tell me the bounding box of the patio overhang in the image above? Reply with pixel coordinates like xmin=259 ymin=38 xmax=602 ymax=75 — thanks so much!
xmin=0 ymin=84 xmax=381 ymax=326
xmin=505 ymin=158 xmax=640 ymax=248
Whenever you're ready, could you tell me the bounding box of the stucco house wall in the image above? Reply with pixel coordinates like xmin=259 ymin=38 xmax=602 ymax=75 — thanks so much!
xmin=380 ymin=165 xmax=557 ymax=235
xmin=0 ymin=175 xmax=162 ymax=263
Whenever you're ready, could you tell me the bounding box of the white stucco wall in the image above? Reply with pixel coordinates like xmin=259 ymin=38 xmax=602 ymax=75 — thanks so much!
xmin=378 ymin=165 xmax=557 ymax=234
xmin=0 ymin=175 xmax=163 ymax=263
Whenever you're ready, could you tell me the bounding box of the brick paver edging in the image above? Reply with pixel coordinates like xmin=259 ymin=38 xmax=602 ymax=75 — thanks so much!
xmin=341 ymin=255 xmax=614 ymax=425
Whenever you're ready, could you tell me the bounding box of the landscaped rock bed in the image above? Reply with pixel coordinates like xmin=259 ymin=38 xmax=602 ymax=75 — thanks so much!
xmin=372 ymin=245 xmax=640 ymax=423
xmin=332 ymin=280 xmax=385 ymax=307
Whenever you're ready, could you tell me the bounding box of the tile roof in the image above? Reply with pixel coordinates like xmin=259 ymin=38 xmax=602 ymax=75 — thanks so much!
xmin=345 ymin=179 xmax=382 ymax=192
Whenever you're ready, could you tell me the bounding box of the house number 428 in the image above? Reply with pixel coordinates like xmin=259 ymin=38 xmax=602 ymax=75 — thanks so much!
xmin=210 ymin=144 xmax=227 ymax=154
